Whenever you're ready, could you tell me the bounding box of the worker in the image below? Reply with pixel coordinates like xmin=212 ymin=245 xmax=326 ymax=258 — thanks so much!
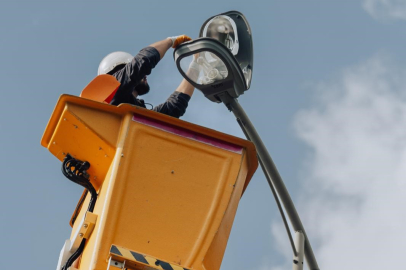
xmin=97 ymin=35 xmax=196 ymax=118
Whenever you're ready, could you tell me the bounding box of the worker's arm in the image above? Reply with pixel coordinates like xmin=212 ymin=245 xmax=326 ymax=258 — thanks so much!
xmin=112 ymin=35 xmax=192 ymax=92
xmin=110 ymin=47 xmax=160 ymax=105
xmin=148 ymin=38 xmax=172 ymax=59
xmin=152 ymin=56 xmax=198 ymax=117
xmin=150 ymin=35 xmax=192 ymax=59
xmin=152 ymin=92 xmax=190 ymax=118
xmin=174 ymin=55 xmax=200 ymax=97
xmin=110 ymin=36 xmax=192 ymax=106
xmin=110 ymin=35 xmax=191 ymax=106
xmin=174 ymin=79 xmax=195 ymax=97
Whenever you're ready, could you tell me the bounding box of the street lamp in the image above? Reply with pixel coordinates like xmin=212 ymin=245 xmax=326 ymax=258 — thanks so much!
xmin=176 ymin=38 xmax=246 ymax=102
xmin=174 ymin=11 xmax=320 ymax=270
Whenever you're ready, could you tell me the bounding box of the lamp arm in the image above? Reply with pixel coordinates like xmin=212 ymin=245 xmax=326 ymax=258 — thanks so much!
xmin=218 ymin=92 xmax=320 ymax=270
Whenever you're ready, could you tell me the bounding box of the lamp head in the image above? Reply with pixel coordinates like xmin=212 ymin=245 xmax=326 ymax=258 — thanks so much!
xmin=174 ymin=11 xmax=253 ymax=103
xmin=200 ymin=11 xmax=253 ymax=90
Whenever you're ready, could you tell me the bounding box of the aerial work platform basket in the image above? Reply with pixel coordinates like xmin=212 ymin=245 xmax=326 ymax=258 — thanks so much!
xmin=41 ymin=76 xmax=258 ymax=270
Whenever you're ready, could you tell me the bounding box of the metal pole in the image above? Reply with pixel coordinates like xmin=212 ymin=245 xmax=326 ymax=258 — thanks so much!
xmin=219 ymin=93 xmax=319 ymax=270
xmin=238 ymin=117 xmax=297 ymax=258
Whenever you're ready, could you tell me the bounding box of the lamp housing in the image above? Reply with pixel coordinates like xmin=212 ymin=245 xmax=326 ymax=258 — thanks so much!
xmin=200 ymin=10 xmax=253 ymax=89
xmin=174 ymin=38 xmax=246 ymax=103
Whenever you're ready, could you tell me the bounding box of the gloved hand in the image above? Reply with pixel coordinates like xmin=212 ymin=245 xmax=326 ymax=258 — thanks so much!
xmin=168 ymin=35 xmax=192 ymax=48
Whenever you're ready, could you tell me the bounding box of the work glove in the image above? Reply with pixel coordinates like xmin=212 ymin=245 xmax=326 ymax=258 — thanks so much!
xmin=168 ymin=35 xmax=192 ymax=48
xmin=186 ymin=58 xmax=201 ymax=82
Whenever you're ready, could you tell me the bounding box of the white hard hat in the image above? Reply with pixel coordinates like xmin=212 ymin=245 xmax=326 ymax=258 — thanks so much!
xmin=98 ymin=51 xmax=133 ymax=75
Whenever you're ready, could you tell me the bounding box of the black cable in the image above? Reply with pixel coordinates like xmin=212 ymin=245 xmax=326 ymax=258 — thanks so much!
xmin=61 ymin=239 xmax=86 ymax=270
xmin=144 ymin=102 xmax=154 ymax=109
xmin=61 ymin=154 xmax=97 ymax=270
xmin=71 ymin=191 xmax=88 ymax=226
xmin=61 ymin=154 xmax=97 ymax=212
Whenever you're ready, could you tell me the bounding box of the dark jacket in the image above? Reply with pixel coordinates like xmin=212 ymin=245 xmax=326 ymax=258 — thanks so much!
xmin=109 ymin=47 xmax=190 ymax=118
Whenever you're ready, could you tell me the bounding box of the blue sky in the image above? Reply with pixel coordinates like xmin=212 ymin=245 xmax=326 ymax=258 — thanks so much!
xmin=1 ymin=1 xmax=406 ymax=269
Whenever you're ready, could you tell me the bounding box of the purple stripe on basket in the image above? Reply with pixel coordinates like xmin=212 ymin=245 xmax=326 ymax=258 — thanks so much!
xmin=132 ymin=114 xmax=242 ymax=154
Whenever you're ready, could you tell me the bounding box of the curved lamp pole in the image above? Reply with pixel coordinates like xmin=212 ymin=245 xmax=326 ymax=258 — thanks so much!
xmin=174 ymin=11 xmax=320 ymax=270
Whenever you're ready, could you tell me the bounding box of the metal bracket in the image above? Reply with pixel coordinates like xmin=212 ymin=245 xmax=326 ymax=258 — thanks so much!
xmin=293 ymin=231 xmax=305 ymax=270
xmin=107 ymin=257 xmax=125 ymax=270
xmin=70 ymin=212 xmax=98 ymax=251
xmin=56 ymin=211 xmax=98 ymax=270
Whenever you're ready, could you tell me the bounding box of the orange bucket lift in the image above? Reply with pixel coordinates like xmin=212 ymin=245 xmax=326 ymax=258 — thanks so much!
xmin=41 ymin=75 xmax=258 ymax=270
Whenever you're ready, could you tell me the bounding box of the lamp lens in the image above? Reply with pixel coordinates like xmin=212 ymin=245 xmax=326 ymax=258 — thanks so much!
xmin=180 ymin=51 xmax=228 ymax=85
xmin=202 ymin=15 xmax=239 ymax=55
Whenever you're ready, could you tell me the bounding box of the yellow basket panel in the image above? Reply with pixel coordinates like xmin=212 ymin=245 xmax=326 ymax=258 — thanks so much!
xmin=41 ymin=94 xmax=258 ymax=270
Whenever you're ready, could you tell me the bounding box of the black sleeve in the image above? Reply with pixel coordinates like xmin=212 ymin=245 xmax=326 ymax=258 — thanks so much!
xmin=110 ymin=47 xmax=160 ymax=106
xmin=153 ymin=92 xmax=191 ymax=118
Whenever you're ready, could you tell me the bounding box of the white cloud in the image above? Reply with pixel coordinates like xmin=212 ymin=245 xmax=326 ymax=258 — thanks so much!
xmin=363 ymin=0 xmax=406 ymax=20
xmin=271 ymin=54 xmax=406 ymax=269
